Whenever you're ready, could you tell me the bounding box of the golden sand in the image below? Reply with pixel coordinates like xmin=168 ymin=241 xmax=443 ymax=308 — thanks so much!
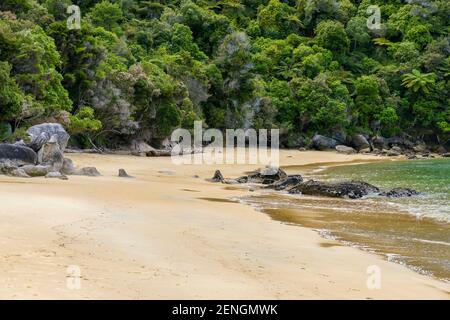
xmin=0 ymin=150 xmax=448 ymax=299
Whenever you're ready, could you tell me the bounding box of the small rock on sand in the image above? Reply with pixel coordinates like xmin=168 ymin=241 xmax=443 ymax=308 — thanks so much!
xmin=74 ymin=167 xmax=101 ymax=177
xmin=118 ymin=169 xmax=133 ymax=178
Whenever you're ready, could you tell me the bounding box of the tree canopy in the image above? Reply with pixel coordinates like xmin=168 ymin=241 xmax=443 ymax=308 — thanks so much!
xmin=0 ymin=0 xmax=448 ymax=147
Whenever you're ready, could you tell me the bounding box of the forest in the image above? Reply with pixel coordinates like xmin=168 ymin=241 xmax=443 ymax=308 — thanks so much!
xmin=0 ymin=0 xmax=449 ymax=148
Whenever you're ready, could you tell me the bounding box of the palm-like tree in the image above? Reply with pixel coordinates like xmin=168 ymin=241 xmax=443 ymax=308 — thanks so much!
xmin=401 ymin=69 xmax=436 ymax=94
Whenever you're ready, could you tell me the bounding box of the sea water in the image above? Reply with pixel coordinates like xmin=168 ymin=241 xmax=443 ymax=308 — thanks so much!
xmin=239 ymin=159 xmax=450 ymax=281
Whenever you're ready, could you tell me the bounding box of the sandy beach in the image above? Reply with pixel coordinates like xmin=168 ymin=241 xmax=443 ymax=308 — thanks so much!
xmin=0 ymin=150 xmax=449 ymax=299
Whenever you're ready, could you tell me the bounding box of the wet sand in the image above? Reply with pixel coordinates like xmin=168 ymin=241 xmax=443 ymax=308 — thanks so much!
xmin=0 ymin=150 xmax=449 ymax=299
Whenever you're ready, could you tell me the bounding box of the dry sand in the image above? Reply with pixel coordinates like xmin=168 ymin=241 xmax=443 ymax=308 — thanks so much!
xmin=0 ymin=150 xmax=449 ymax=299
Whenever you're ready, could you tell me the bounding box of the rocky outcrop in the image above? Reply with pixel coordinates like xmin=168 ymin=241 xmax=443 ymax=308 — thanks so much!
xmin=335 ymin=145 xmax=356 ymax=154
xmin=371 ymin=136 xmax=387 ymax=150
xmin=27 ymin=123 xmax=70 ymax=152
xmin=131 ymin=139 xmax=155 ymax=157
xmin=208 ymin=170 xmax=224 ymax=182
xmin=412 ymin=143 xmax=427 ymax=153
xmin=350 ymin=134 xmax=370 ymax=151
xmin=208 ymin=167 xmax=287 ymax=185
xmin=265 ymin=175 xmax=303 ymax=191
xmin=312 ymin=135 xmax=338 ymax=150
xmin=380 ymin=188 xmax=420 ymax=198
xmin=0 ymin=144 xmax=37 ymax=166
xmin=61 ymin=158 xmax=76 ymax=175
xmin=21 ymin=164 xmax=50 ymax=177
xmin=39 ymin=135 xmax=64 ymax=171
xmin=245 ymin=167 xmax=288 ymax=184
xmin=288 ymin=180 xmax=380 ymax=199
xmin=207 ymin=166 xmax=420 ymax=200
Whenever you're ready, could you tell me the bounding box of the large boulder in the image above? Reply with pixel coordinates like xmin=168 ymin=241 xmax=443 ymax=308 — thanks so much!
xmin=39 ymin=135 xmax=64 ymax=171
xmin=61 ymin=158 xmax=76 ymax=175
xmin=350 ymin=134 xmax=370 ymax=151
xmin=0 ymin=161 xmax=18 ymax=175
xmin=312 ymin=135 xmax=339 ymax=150
xmin=21 ymin=164 xmax=50 ymax=177
xmin=335 ymin=145 xmax=356 ymax=154
xmin=246 ymin=166 xmax=288 ymax=184
xmin=412 ymin=143 xmax=427 ymax=153
xmin=288 ymin=180 xmax=380 ymax=199
xmin=27 ymin=123 xmax=70 ymax=152
xmin=371 ymin=136 xmax=387 ymax=150
xmin=131 ymin=139 xmax=155 ymax=156
xmin=0 ymin=144 xmax=37 ymax=166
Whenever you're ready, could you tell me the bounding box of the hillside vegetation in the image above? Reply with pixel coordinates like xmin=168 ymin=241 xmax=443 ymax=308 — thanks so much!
xmin=0 ymin=0 xmax=449 ymax=148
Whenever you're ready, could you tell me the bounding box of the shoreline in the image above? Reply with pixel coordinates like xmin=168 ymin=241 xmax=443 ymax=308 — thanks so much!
xmin=0 ymin=150 xmax=449 ymax=299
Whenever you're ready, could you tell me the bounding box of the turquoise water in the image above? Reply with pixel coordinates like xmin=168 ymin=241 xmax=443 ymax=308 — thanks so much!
xmin=240 ymin=159 xmax=450 ymax=281
xmin=317 ymin=159 xmax=450 ymax=223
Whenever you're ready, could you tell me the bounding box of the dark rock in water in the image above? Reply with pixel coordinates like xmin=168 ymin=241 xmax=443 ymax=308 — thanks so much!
xmin=208 ymin=167 xmax=287 ymax=185
xmin=350 ymin=134 xmax=370 ymax=151
xmin=74 ymin=167 xmax=101 ymax=177
xmin=265 ymin=175 xmax=303 ymax=191
xmin=208 ymin=170 xmax=224 ymax=182
xmin=0 ymin=144 xmax=37 ymax=166
xmin=61 ymin=158 xmax=76 ymax=175
xmin=27 ymin=123 xmax=70 ymax=152
xmin=312 ymin=134 xmax=338 ymax=150
xmin=118 ymin=169 xmax=133 ymax=178
xmin=21 ymin=164 xmax=50 ymax=177
xmin=380 ymin=188 xmax=419 ymax=198
xmin=45 ymin=171 xmax=68 ymax=180
xmin=246 ymin=167 xmax=288 ymax=184
xmin=236 ymin=176 xmax=249 ymax=183
xmin=288 ymin=180 xmax=380 ymax=199
xmin=442 ymin=153 xmax=450 ymax=158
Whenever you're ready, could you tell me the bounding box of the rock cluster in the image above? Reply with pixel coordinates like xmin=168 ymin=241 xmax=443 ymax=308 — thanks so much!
xmin=308 ymin=133 xmax=448 ymax=158
xmin=209 ymin=167 xmax=420 ymax=199
xmin=0 ymin=123 xmax=101 ymax=179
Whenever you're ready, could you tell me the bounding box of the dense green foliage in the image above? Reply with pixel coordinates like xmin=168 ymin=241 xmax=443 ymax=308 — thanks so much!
xmin=0 ymin=0 xmax=449 ymax=147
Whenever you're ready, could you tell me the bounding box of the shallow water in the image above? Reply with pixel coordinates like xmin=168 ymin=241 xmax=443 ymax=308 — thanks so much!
xmin=238 ymin=159 xmax=450 ymax=281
